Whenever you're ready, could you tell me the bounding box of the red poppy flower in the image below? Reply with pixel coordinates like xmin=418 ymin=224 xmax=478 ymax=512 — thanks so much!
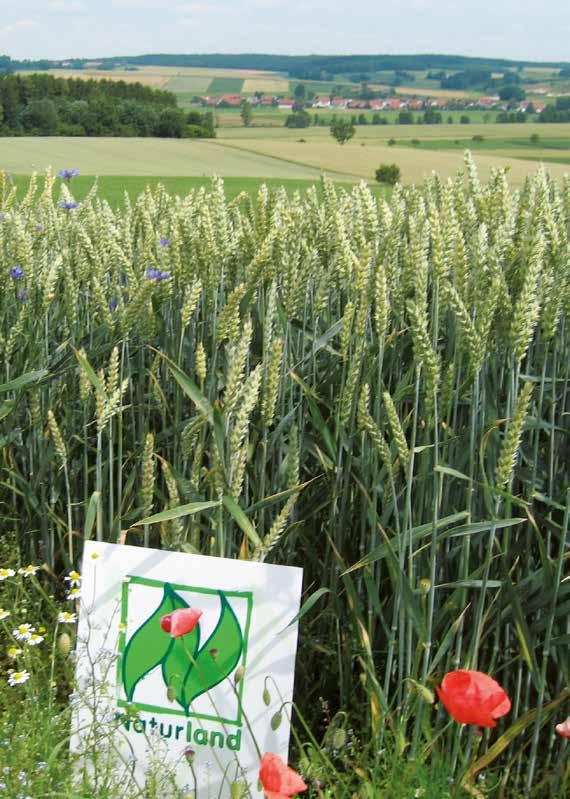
xmin=259 ymin=752 xmax=307 ymax=799
xmin=555 ymin=717 xmax=570 ymax=739
xmin=436 ymin=670 xmax=511 ymax=728
xmin=160 ymin=608 xmax=202 ymax=638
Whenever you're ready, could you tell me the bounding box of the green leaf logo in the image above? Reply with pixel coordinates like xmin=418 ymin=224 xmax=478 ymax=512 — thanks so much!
xmin=121 ymin=584 xmax=244 ymax=715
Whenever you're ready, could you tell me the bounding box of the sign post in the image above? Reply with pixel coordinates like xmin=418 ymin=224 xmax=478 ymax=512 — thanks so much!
xmin=71 ymin=541 xmax=303 ymax=797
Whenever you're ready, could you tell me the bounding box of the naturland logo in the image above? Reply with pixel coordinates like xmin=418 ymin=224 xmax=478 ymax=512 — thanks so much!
xmin=116 ymin=577 xmax=253 ymax=748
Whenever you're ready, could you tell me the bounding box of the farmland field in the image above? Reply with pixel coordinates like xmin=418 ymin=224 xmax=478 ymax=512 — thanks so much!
xmin=0 ymin=136 xmax=359 ymax=181
xmin=0 ymin=158 xmax=568 ymax=797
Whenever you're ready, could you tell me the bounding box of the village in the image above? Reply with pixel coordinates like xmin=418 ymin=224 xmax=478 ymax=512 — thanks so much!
xmin=198 ymin=91 xmax=546 ymax=114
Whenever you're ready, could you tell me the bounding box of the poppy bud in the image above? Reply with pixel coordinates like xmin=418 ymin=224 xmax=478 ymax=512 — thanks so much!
xmin=234 ymin=665 xmax=245 ymax=684
xmin=184 ymin=747 xmax=195 ymax=763
xmin=271 ymin=711 xmax=282 ymax=730
xmin=406 ymin=677 xmax=435 ymax=704
xmin=262 ymin=687 xmax=271 ymax=706
xmin=419 ymin=578 xmax=431 ymax=595
xmin=230 ymin=782 xmax=247 ymax=799
xmin=331 ymin=728 xmax=347 ymax=749
xmin=57 ymin=632 xmax=71 ymax=656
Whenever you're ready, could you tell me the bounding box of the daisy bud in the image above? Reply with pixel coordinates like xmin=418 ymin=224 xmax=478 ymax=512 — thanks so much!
xmin=57 ymin=632 xmax=72 ymax=656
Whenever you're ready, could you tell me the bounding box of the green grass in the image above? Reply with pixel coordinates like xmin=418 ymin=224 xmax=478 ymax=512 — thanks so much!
xmin=9 ymin=173 xmax=389 ymax=206
xmin=395 ymin=136 xmax=570 ymax=152
xmin=208 ymin=77 xmax=244 ymax=94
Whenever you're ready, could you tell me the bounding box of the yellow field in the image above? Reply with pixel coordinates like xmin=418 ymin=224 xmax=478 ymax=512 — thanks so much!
xmin=22 ymin=69 xmax=171 ymax=88
xmin=394 ymin=86 xmax=472 ymax=98
xmin=221 ymin=137 xmax=569 ymax=186
xmin=242 ymin=78 xmax=290 ymax=94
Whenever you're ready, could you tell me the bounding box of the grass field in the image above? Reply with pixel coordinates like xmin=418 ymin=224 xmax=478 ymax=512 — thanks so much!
xmin=7 ymin=173 xmax=387 ymax=206
xmin=203 ymin=77 xmax=244 ymax=94
xmin=242 ymin=77 xmax=290 ymax=94
xmin=0 ymin=136 xmax=358 ymax=181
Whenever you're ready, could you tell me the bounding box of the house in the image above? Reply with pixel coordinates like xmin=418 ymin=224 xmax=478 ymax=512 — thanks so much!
xmin=312 ymin=96 xmax=331 ymax=108
xmin=369 ymin=99 xmax=385 ymax=110
xmin=331 ymin=97 xmax=348 ymax=109
xmin=409 ymin=100 xmax=424 ymax=110
xmin=278 ymin=98 xmax=296 ymax=110
xmin=260 ymin=95 xmax=276 ymax=106
xmin=217 ymin=94 xmax=242 ymax=107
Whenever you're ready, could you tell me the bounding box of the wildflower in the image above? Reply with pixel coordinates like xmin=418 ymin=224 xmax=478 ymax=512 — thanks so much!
xmin=0 ymin=213 xmax=4 ymax=221
xmin=555 ymin=717 xmax=570 ymax=739
xmin=109 ymin=299 xmax=118 ymax=312
xmin=9 ymin=266 xmax=24 ymax=280
xmin=8 ymin=671 xmax=30 ymax=687
xmin=146 ymin=268 xmax=171 ymax=282
xmin=259 ymin=752 xmax=307 ymax=798
xmin=18 ymin=565 xmax=38 ymax=578
xmin=58 ymin=169 xmax=80 ymax=181
xmin=17 ymin=289 xmax=28 ymax=303
xmin=7 ymin=647 xmax=22 ymax=659
xmin=160 ymin=608 xmax=202 ymax=638
xmin=35 ymin=225 xmax=44 ymax=233
xmin=159 ymin=237 xmax=170 ymax=247
xmin=436 ymin=670 xmax=511 ymax=728
xmin=64 ymin=570 xmax=81 ymax=587
xmin=27 ymin=634 xmax=44 ymax=646
xmin=13 ymin=624 xmax=35 ymax=641
xmin=58 ymin=612 xmax=77 ymax=624
xmin=0 ymin=569 xmax=15 ymax=580
xmin=59 ymin=201 xmax=79 ymax=211
xmin=67 ymin=587 xmax=81 ymax=600
xmin=0 ymin=610 xmax=10 ymax=621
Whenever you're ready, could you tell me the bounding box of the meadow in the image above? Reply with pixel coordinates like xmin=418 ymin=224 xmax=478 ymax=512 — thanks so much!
xmin=0 ymin=157 xmax=568 ymax=797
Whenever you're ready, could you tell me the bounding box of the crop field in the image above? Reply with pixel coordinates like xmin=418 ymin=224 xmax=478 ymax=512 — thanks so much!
xmin=0 ymin=136 xmax=359 ymax=181
xmin=242 ymin=77 xmax=290 ymax=94
xmin=0 ymin=158 xmax=568 ymax=797
xmin=208 ymin=77 xmax=245 ymax=94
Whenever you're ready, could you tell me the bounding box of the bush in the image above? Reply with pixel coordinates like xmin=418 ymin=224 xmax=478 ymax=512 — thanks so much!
xmin=460 ymin=114 xmax=470 ymax=124
xmin=530 ymin=133 xmax=540 ymax=144
xmin=411 ymin=138 xmax=421 ymax=146
xmin=472 ymin=134 xmax=484 ymax=142
xmin=388 ymin=138 xmax=396 ymax=146
xmin=375 ymin=163 xmax=401 ymax=185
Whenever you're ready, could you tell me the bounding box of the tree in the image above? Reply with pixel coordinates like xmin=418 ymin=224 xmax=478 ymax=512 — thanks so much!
xmin=375 ymin=163 xmax=401 ymax=185
xmin=397 ymin=111 xmax=414 ymax=125
xmin=330 ymin=117 xmax=355 ymax=145
xmin=357 ymin=113 xmax=368 ymax=125
xmin=284 ymin=110 xmax=311 ymax=128
xmin=240 ymin=100 xmax=253 ymax=127
xmin=423 ymin=108 xmax=442 ymax=124
xmin=294 ymin=83 xmax=306 ymax=100
xmin=460 ymin=114 xmax=470 ymax=124
xmin=21 ymin=98 xmax=59 ymax=134
xmin=499 ymin=85 xmax=525 ymax=102
xmin=154 ymin=107 xmax=186 ymax=138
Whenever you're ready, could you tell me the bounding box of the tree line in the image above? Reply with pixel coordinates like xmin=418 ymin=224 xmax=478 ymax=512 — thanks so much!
xmin=0 ymin=74 xmax=215 ymax=138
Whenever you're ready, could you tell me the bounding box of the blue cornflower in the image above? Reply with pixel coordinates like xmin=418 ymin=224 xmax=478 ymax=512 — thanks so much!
xmin=9 ymin=265 xmax=24 ymax=280
xmin=58 ymin=169 xmax=80 ymax=181
xmin=109 ymin=299 xmax=118 ymax=312
xmin=146 ymin=268 xmax=171 ymax=281
xmin=35 ymin=224 xmax=44 ymax=233
xmin=159 ymin=237 xmax=170 ymax=247
xmin=17 ymin=289 xmax=28 ymax=303
xmin=59 ymin=201 xmax=79 ymax=211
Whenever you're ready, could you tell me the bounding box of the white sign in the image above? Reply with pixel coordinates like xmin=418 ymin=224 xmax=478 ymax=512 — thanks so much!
xmin=71 ymin=541 xmax=303 ymax=798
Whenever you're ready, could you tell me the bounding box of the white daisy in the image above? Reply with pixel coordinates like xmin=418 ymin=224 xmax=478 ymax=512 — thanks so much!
xmin=13 ymin=624 xmax=35 ymax=641
xmin=64 ymin=570 xmax=81 ymax=587
xmin=57 ymin=612 xmax=77 ymax=624
xmin=18 ymin=565 xmax=38 ymax=578
xmin=27 ymin=634 xmax=44 ymax=646
xmin=0 ymin=610 xmax=10 ymax=621
xmin=7 ymin=647 xmax=22 ymax=659
xmin=0 ymin=569 xmax=15 ymax=581
xmin=66 ymin=587 xmax=81 ymax=601
xmin=8 ymin=671 xmax=30 ymax=686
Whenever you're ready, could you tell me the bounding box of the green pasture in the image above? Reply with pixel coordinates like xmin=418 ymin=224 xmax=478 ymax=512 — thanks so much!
xmin=8 ymin=173 xmax=388 ymax=207
xmin=0 ymin=136 xmax=359 ymax=182
xmin=164 ymin=75 xmax=212 ymax=94
xmin=208 ymin=77 xmax=244 ymax=94
xmin=395 ymin=135 xmax=570 ymax=153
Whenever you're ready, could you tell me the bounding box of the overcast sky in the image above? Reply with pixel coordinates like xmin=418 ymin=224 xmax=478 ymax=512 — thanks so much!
xmin=0 ymin=0 xmax=568 ymax=63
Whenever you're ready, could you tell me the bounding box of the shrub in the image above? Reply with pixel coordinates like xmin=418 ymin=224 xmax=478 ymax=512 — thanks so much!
xmin=375 ymin=163 xmax=401 ymax=184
